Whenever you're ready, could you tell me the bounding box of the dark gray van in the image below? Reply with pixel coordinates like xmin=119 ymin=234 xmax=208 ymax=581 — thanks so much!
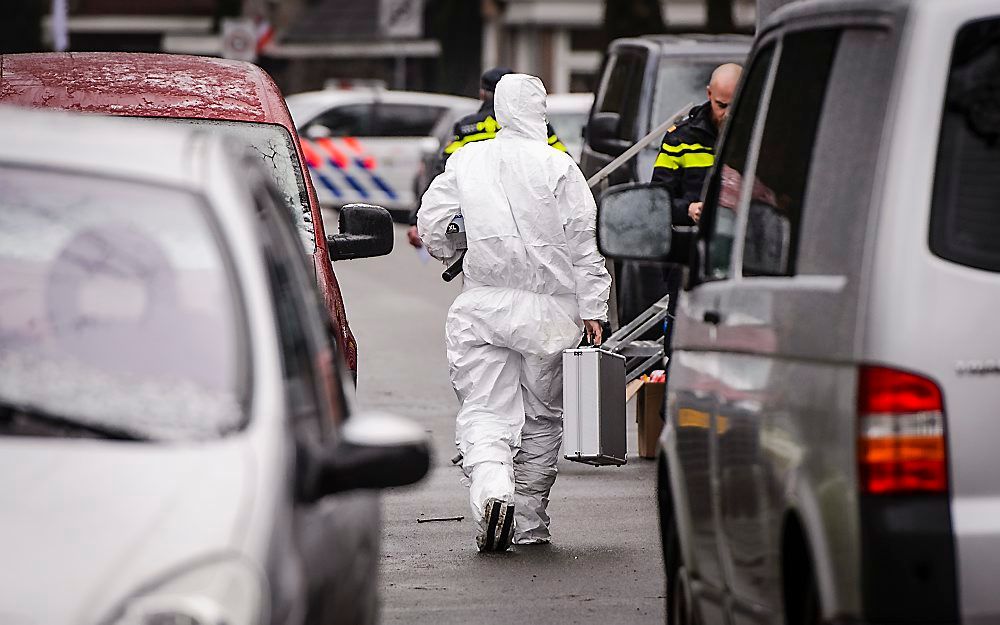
xmin=583 ymin=35 xmax=750 ymax=326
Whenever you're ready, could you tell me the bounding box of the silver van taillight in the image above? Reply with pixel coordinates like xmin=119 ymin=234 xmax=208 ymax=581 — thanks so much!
xmin=857 ymin=366 xmax=948 ymax=494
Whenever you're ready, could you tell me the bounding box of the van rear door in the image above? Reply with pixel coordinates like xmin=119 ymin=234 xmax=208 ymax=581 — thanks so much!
xmin=868 ymin=10 xmax=1000 ymax=623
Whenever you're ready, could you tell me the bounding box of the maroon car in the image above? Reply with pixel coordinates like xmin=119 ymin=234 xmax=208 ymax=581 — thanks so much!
xmin=0 ymin=52 xmax=391 ymax=374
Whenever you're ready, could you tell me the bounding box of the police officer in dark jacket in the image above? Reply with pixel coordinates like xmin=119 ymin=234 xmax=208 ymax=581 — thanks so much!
xmin=407 ymin=67 xmax=567 ymax=247
xmin=616 ymin=63 xmax=742 ymax=342
xmin=652 ymin=63 xmax=742 ymax=225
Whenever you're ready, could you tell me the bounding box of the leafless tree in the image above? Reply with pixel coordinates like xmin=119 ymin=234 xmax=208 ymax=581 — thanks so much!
xmin=705 ymin=0 xmax=735 ymax=33
xmin=603 ymin=0 xmax=666 ymax=45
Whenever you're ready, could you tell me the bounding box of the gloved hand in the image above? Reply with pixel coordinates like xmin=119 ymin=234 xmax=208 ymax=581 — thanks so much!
xmin=583 ymin=319 xmax=603 ymax=346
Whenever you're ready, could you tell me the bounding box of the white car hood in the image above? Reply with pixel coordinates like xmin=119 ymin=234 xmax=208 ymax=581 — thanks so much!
xmin=0 ymin=437 xmax=253 ymax=625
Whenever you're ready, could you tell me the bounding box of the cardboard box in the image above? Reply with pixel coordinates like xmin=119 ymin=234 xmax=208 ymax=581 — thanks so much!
xmin=636 ymin=381 xmax=665 ymax=459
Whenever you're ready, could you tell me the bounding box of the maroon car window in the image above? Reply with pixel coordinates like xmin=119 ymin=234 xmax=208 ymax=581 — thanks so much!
xmin=0 ymin=167 xmax=246 ymax=441
xmin=150 ymin=118 xmax=316 ymax=254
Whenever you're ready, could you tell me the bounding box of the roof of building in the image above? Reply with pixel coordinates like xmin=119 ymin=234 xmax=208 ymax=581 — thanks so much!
xmin=282 ymin=1 xmax=379 ymax=43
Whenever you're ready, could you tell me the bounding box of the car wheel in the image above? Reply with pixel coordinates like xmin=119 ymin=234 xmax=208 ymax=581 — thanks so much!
xmin=664 ymin=514 xmax=697 ymax=625
xmin=800 ymin=568 xmax=821 ymax=625
xmin=670 ymin=562 xmax=697 ymax=625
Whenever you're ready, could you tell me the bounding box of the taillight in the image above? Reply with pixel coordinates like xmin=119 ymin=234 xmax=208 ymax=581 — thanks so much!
xmin=857 ymin=366 xmax=948 ymax=494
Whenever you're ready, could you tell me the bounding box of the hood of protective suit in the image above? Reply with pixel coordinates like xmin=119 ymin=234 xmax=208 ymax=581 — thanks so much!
xmin=494 ymin=74 xmax=548 ymax=142
xmin=418 ymin=71 xmax=611 ymax=334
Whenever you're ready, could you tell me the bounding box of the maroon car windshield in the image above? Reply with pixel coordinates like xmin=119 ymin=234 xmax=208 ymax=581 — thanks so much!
xmin=0 ymin=166 xmax=246 ymax=441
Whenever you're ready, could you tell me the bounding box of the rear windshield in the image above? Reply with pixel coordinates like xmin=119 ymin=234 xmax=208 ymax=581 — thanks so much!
xmin=652 ymin=59 xmax=733 ymax=128
xmin=929 ymin=18 xmax=1000 ymax=272
xmin=0 ymin=167 xmax=246 ymax=441
xmin=150 ymin=118 xmax=316 ymax=254
xmin=548 ymin=111 xmax=588 ymax=159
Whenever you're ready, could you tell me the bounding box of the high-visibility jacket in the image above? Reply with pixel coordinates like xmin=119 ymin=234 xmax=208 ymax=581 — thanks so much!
xmin=442 ymin=101 xmax=566 ymax=160
xmin=410 ymin=100 xmax=568 ymax=226
xmin=651 ymin=101 xmax=717 ymax=227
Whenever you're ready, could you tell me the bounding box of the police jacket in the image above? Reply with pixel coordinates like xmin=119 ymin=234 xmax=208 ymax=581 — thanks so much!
xmin=651 ymin=101 xmax=717 ymax=227
xmin=442 ymin=100 xmax=566 ymax=160
xmin=409 ymin=100 xmax=568 ymax=225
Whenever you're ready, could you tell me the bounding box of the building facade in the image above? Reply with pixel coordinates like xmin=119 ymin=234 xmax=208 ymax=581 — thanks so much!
xmin=482 ymin=0 xmax=756 ymax=94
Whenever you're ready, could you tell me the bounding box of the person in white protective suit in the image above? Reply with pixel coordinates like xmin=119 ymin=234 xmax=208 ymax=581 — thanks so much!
xmin=417 ymin=73 xmax=611 ymax=552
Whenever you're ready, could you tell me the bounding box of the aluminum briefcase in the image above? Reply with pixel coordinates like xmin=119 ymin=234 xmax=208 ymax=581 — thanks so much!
xmin=562 ymin=347 xmax=627 ymax=466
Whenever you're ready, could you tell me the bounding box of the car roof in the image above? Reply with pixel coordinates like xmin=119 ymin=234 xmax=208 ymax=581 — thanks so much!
xmin=0 ymin=52 xmax=289 ymax=125
xmin=611 ymin=33 xmax=753 ymax=56
xmin=284 ymin=89 xmax=479 ymax=126
xmin=0 ymin=105 xmax=209 ymax=190
xmin=763 ymin=0 xmax=910 ymax=31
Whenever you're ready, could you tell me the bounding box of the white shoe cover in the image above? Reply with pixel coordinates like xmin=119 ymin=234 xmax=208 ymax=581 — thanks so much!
xmin=468 ymin=461 xmax=514 ymax=526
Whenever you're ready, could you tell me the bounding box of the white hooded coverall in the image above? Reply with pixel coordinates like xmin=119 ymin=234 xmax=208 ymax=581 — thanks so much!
xmin=418 ymin=74 xmax=611 ymax=544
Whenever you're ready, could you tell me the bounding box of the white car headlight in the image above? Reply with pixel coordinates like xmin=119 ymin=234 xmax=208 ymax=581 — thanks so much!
xmin=111 ymin=556 xmax=267 ymax=625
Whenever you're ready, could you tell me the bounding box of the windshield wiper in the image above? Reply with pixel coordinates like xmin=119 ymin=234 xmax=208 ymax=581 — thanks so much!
xmin=0 ymin=400 xmax=149 ymax=442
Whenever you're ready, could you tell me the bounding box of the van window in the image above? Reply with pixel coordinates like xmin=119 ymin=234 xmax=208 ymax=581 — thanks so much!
xmin=701 ymin=45 xmax=775 ymax=281
xmin=741 ymin=30 xmax=840 ymax=277
xmin=929 ymin=18 xmax=1000 ymax=273
xmin=597 ymin=51 xmax=645 ymax=139
xmin=652 ymin=60 xmax=723 ymax=126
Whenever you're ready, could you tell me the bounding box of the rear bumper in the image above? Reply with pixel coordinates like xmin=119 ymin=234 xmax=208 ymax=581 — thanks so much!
xmin=859 ymin=494 xmax=959 ymax=624
xmin=951 ymin=496 xmax=1000 ymax=624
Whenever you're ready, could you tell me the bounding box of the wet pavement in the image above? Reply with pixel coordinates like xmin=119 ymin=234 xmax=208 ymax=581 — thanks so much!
xmin=336 ymin=222 xmax=665 ymax=624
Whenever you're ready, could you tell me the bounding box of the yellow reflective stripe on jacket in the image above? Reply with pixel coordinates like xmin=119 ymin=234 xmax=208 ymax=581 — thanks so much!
xmin=548 ymin=134 xmax=567 ymax=152
xmin=660 ymin=142 xmax=711 ymax=154
xmin=654 ymin=150 xmax=715 ymax=170
xmin=444 ymin=130 xmax=498 ymax=154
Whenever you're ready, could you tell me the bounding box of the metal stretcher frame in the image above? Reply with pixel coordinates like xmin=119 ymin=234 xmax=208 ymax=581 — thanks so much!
xmin=602 ymin=293 xmax=671 ymax=383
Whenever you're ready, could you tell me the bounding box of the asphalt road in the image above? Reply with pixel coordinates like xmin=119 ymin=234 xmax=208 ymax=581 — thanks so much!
xmin=335 ymin=223 xmax=666 ymax=625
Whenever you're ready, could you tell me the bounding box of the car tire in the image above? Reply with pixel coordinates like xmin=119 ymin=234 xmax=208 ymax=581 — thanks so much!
xmin=672 ymin=565 xmax=697 ymax=625
xmin=799 ymin=567 xmax=821 ymax=625
xmin=664 ymin=514 xmax=697 ymax=625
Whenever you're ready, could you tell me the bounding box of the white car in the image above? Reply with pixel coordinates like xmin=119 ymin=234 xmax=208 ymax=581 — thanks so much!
xmin=546 ymin=93 xmax=594 ymax=162
xmin=0 ymin=106 xmax=427 ymax=625
xmin=286 ymin=88 xmax=479 ymax=219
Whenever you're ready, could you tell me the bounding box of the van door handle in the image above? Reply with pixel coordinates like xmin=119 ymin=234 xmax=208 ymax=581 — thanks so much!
xmin=703 ymin=310 xmax=722 ymax=325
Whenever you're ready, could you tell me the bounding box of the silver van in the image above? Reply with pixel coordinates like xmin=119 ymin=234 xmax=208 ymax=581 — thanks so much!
xmin=597 ymin=0 xmax=1000 ymax=623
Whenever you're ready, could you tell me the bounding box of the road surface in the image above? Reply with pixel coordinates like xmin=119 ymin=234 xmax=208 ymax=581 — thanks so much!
xmin=335 ymin=223 xmax=666 ymax=624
